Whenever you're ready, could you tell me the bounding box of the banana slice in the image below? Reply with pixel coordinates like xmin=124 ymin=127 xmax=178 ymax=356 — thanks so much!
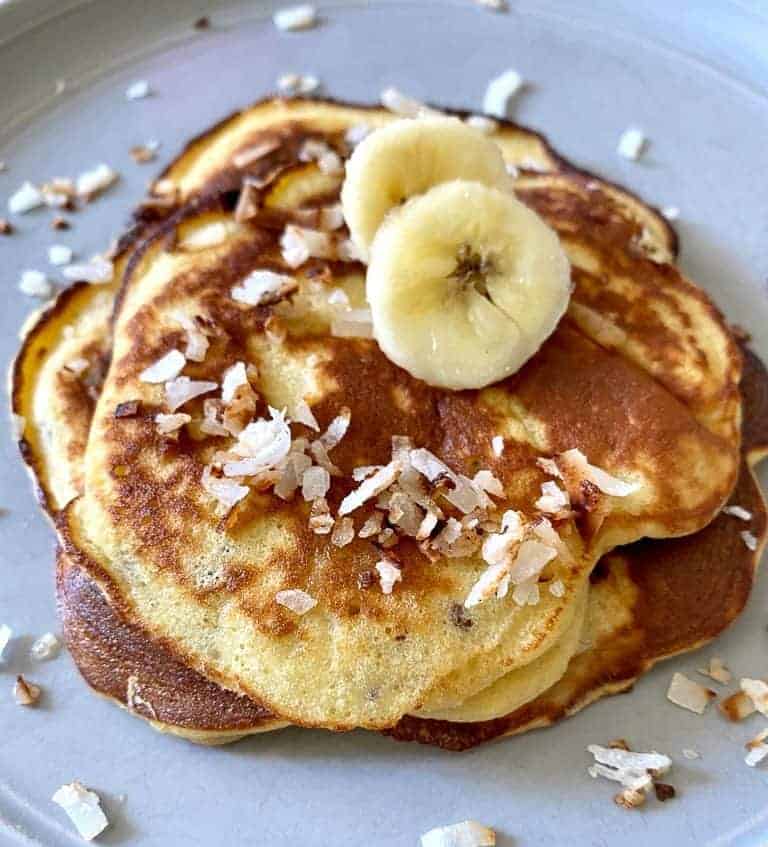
xmin=341 ymin=117 xmax=510 ymax=260
xmin=366 ymin=180 xmax=572 ymax=390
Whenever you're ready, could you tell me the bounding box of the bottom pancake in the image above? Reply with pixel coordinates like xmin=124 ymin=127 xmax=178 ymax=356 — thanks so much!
xmin=52 ymin=350 xmax=768 ymax=748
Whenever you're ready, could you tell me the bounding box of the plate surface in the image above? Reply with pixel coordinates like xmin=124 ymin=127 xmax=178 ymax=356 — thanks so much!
xmin=1 ymin=1 xmax=767 ymax=845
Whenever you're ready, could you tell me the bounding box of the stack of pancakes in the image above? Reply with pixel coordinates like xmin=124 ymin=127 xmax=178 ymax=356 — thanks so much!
xmin=12 ymin=98 xmax=767 ymax=749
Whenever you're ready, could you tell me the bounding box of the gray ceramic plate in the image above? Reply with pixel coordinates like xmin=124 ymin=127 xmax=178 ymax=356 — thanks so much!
xmin=1 ymin=1 xmax=767 ymax=844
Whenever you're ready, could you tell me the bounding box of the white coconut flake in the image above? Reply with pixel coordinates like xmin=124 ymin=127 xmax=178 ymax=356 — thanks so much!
xmin=380 ymin=87 xmax=442 ymax=118
xmin=741 ymin=530 xmax=758 ymax=552
xmin=31 ymin=632 xmax=61 ymax=660
xmin=231 ymin=407 xmax=292 ymax=472
xmin=556 ymin=448 xmax=641 ymax=497
xmin=587 ymin=744 xmax=671 ymax=793
xmin=421 ymin=820 xmax=496 ymax=847
xmin=201 ymin=465 xmax=249 ymax=512
xmin=535 ymin=480 xmax=570 ymax=514
xmin=273 ymin=4 xmax=317 ymax=31
xmin=280 ymin=224 xmax=333 ymax=268
xmin=723 ymin=504 xmax=752 ymax=521
xmin=662 ymin=206 xmax=680 ymax=221
xmin=745 ymin=729 xmax=768 ymax=767
xmin=19 ymin=269 xmax=53 ymax=298
xmin=139 ymin=349 xmax=186 ymax=383
xmin=549 ymin=578 xmax=565 ymax=598
xmin=221 ymin=361 xmax=249 ymax=404
xmin=164 ymin=376 xmax=217 ymax=412
xmin=292 ymin=399 xmax=320 ymax=430
xmin=483 ymin=69 xmax=524 ymax=118
xmin=318 ymin=407 xmax=351 ymax=450
xmin=741 ymin=678 xmax=768 ymax=716
xmin=472 ymin=469 xmax=504 ymax=498
xmin=331 ymin=516 xmax=355 ymax=548
xmin=491 ymin=435 xmax=504 ymax=457
xmin=76 ymin=163 xmax=118 ymax=199
xmin=52 ymin=782 xmax=109 ymax=841
xmin=62 ymin=255 xmax=114 ymax=284
xmin=232 ymin=269 xmax=297 ymax=306
xmin=301 ymin=465 xmax=330 ymax=501
xmin=299 ymin=139 xmax=343 ymax=175
xmin=0 ymin=624 xmax=12 ymax=660
xmin=9 ymin=181 xmax=44 ymax=214
xmin=179 ymin=221 xmax=230 ymax=251
xmin=172 ymin=312 xmax=210 ymax=362
xmin=697 ymin=656 xmax=732 ymax=685
xmin=617 ymin=127 xmax=647 ymax=161
xmin=275 ymin=588 xmax=317 ymax=615
xmin=376 ymin=559 xmax=402 ymax=595
xmin=155 ymin=412 xmax=191 ymax=435
xmin=126 ymin=79 xmax=151 ymax=100
xmin=48 ymin=244 xmax=73 ymax=266
xmin=277 ymin=72 xmax=320 ymax=96
xmin=667 ymin=672 xmax=716 ymax=714
xmin=338 ymin=461 xmax=400 ymax=516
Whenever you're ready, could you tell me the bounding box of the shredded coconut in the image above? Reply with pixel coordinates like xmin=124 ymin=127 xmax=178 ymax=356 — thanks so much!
xmin=273 ymin=4 xmax=317 ymax=31
xmin=617 ymin=128 xmax=647 ymax=161
xmin=318 ymin=407 xmax=351 ymax=450
xmin=667 ymin=672 xmax=716 ymax=714
xmin=745 ymin=728 xmax=768 ymax=767
xmin=682 ymin=748 xmax=701 ymax=760
xmin=358 ymin=512 xmax=384 ymax=538
xmin=587 ymin=744 xmax=671 ymax=793
xmin=232 ymin=269 xmax=297 ymax=305
xmin=165 ymin=376 xmax=217 ymax=412
xmin=275 ymin=588 xmax=317 ymax=615
xmin=420 ymin=820 xmax=496 ymax=847
xmin=19 ymin=270 xmax=53 ymax=298
xmin=535 ymin=480 xmax=570 ymax=514
xmin=541 ymin=448 xmax=641 ymax=497
xmin=309 ymin=496 xmax=334 ymax=534
xmin=376 ymin=559 xmax=402 ymax=594
xmin=549 ymin=578 xmax=565 ymax=598
xmin=52 ymin=782 xmax=109 ymax=841
xmin=229 ymin=407 xmax=292 ymax=473
xmin=139 ymin=349 xmax=186 ymax=383
xmin=14 ymin=675 xmax=41 ymax=706
xmin=9 ymin=181 xmax=45 ymax=214
xmin=31 ymin=632 xmax=60 ymax=660
xmin=221 ymin=361 xmax=249 ymax=404
xmin=483 ymin=69 xmax=524 ymax=118
xmin=723 ymin=504 xmax=752 ymax=521
xmin=76 ymin=163 xmax=118 ymax=199
xmin=171 ymin=312 xmax=209 ymax=362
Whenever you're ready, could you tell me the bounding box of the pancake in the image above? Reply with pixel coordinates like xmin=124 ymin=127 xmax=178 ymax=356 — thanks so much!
xmin=11 ymin=98 xmax=745 ymax=739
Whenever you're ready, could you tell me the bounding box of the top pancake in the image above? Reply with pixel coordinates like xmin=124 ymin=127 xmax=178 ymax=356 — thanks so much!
xmin=16 ymin=98 xmax=742 ymax=730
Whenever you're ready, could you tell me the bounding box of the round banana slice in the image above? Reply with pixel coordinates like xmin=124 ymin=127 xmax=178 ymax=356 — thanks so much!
xmin=341 ymin=117 xmax=510 ymax=259
xmin=367 ymin=180 xmax=572 ymax=390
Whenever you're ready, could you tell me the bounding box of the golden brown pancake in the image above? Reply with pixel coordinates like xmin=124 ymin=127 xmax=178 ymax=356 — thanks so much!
xmin=11 ymin=98 xmax=750 ymax=742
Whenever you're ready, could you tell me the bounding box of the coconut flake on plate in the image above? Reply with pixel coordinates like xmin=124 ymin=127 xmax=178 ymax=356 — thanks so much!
xmin=125 ymin=79 xmax=151 ymax=100
xmin=139 ymin=349 xmax=186 ymax=383
xmin=19 ymin=269 xmax=53 ymax=298
xmin=719 ymin=690 xmax=756 ymax=722
xmin=76 ymin=163 xmax=118 ymax=200
xmin=164 ymin=376 xmax=217 ymax=412
xmin=309 ymin=496 xmax=334 ymax=534
xmin=741 ymin=678 xmax=768 ymax=716
xmin=62 ymin=255 xmax=114 ymax=284
xmin=155 ymin=412 xmax=191 ymax=435
xmin=232 ymin=269 xmax=297 ymax=306
xmin=375 ymin=559 xmax=402 ymax=594
xmin=277 ymin=72 xmax=320 ymax=96
xmin=178 ymin=220 xmax=231 ymax=251
xmin=666 ymin=672 xmax=716 ymax=714
xmin=52 ymin=782 xmax=109 ymax=841
xmin=14 ymin=675 xmax=41 ymax=706
xmin=617 ymin=127 xmax=647 ymax=161
xmin=483 ymin=69 xmax=524 ymax=118
xmin=48 ymin=244 xmax=73 ymax=266
xmin=275 ymin=588 xmax=317 ymax=615
xmin=722 ymin=504 xmax=752 ymax=521
xmin=8 ymin=181 xmax=44 ymax=214
xmin=273 ymin=4 xmax=317 ymax=31
xmin=741 ymin=530 xmax=758 ymax=552
xmin=420 ymin=820 xmax=496 ymax=847
xmin=0 ymin=624 xmax=12 ymax=660
xmin=31 ymin=632 xmax=60 ymax=660
xmin=380 ymin=87 xmax=442 ymax=118
xmin=745 ymin=728 xmax=768 ymax=767
xmin=280 ymin=224 xmax=334 ymax=268
xmin=697 ymin=656 xmax=732 ymax=685
xmin=474 ymin=0 xmax=507 ymax=9
xmin=587 ymin=744 xmax=671 ymax=793
xmin=130 ymin=141 xmax=160 ymax=164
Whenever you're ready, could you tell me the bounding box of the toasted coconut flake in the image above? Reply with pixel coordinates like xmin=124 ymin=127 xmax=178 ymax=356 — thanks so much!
xmin=232 ymin=269 xmax=297 ymax=306
xmin=741 ymin=530 xmax=758 ymax=552
xmin=165 ymin=376 xmax=217 ymax=412
xmin=420 ymin=820 xmax=496 ymax=847
xmin=587 ymin=744 xmax=671 ymax=792
xmin=171 ymin=312 xmax=210 ymax=362
xmin=130 ymin=141 xmax=160 ymax=164
xmin=31 ymin=631 xmax=61 ymax=660
xmin=220 ymin=361 xmax=249 ymax=404
xmin=719 ymin=690 xmax=756 ymax=722
xmin=319 ymin=407 xmax=351 ymax=450
xmin=535 ymin=480 xmax=570 ymax=514
xmin=483 ymin=68 xmax=524 ymax=118
xmin=301 ymin=465 xmax=331 ymax=501
xmin=345 ymin=123 xmax=372 ymax=147
xmin=375 ymin=559 xmax=402 ymax=595
xmin=667 ymin=672 xmax=716 ymax=714
xmin=491 ymin=435 xmax=504 ymax=457
xmin=201 ymin=465 xmax=249 ymax=513
xmin=553 ymin=448 xmax=641 ymax=497
xmin=745 ymin=728 xmax=768 ymax=767
xmin=339 ymin=461 xmax=400 ymax=516
xmin=273 ymin=4 xmax=317 ymax=31
xmin=280 ymin=224 xmax=334 ymax=268
xmin=155 ymin=412 xmax=191 ymax=435
xmin=19 ymin=269 xmax=53 ymax=298
xmin=62 ymin=255 xmax=114 ymax=283
xmin=0 ymin=624 xmax=12 ymax=660
xmin=617 ymin=127 xmax=647 ymax=161
xmin=353 ymin=465 xmax=382 ymax=482
xmin=359 ymin=512 xmax=384 ymax=538
xmin=378 ymin=528 xmax=399 ymax=548
xmin=465 ymin=561 xmax=509 ymax=608
xmin=697 ymin=656 xmax=732 ymax=685
xmin=309 ymin=496 xmax=334 ymax=534
xmin=232 ymin=138 xmax=281 ymax=169
xmin=139 ymin=349 xmax=185 ymax=383
xmin=513 ymin=578 xmax=540 ymax=606
xmin=331 ymin=516 xmax=355 ymax=548
xmin=114 ymin=400 xmax=140 ymax=419
xmin=14 ymin=675 xmax=41 ymax=706
xmin=549 ymin=578 xmax=565 ymax=598
xmin=277 ymin=72 xmax=320 ymax=96
xmin=76 ymin=163 xmax=118 ymax=199
xmin=48 ymin=244 xmax=73 ymax=266
xmin=275 ymin=588 xmax=317 ymax=615
xmin=723 ymin=504 xmax=752 ymax=521
xmin=52 ymin=782 xmax=109 ymax=841
xmin=741 ymin=678 xmax=768 ymax=716
xmin=126 ymin=675 xmax=157 ymax=718
xmin=614 ymin=788 xmax=646 ymax=809
xmin=9 ymin=181 xmax=44 ymax=214
xmin=178 ymin=221 xmax=230 ymax=251
xmin=465 ymin=114 xmax=499 ymax=134
xmin=126 ymin=79 xmax=151 ymax=100
xmin=0 ymin=217 xmax=13 ymax=234
xmin=432 ymin=517 xmax=481 ymax=558
xmin=199 ymin=399 xmax=228 ymax=436
xmin=380 ymin=86 xmax=442 ymax=118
